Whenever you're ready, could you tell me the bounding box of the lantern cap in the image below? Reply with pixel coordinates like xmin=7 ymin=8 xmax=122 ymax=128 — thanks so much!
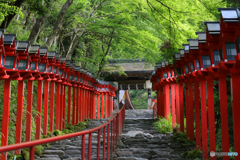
xmin=204 ymin=21 xmax=221 ymax=35
xmin=187 ymin=39 xmax=199 ymax=50
xmin=155 ymin=62 xmax=162 ymax=69
xmin=39 ymin=47 xmax=48 ymax=56
xmin=75 ymin=66 xmax=80 ymax=71
xmin=55 ymin=53 xmax=61 ymax=60
xmin=196 ymin=32 xmax=206 ymax=43
xmin=182 ymin=44 xmax=189 ymax=53
xmin=175 ymin=52 xmax=181 ymax=60
xmin=60 ymin=57 xmax=66 ymax=63
xmin=16 ymin=41 xmax=29 ymax=51
xmin=47 ymin=51 xmax=56 ymax=59
xmin=29 ymin=45 xmax=40 ymax=54
xmin=218 ymin=8 xmax=240 ymax=23
xmin=3 ymin=34 xmax=16 ymax=45
xmin=65 ymin=60 xmax=71 ymax=66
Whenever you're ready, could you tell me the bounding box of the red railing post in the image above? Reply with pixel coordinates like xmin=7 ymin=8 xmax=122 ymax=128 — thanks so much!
xmin=81 ymin=135 xmax=85 ymax=160
xmin=26 ymin=80 xmax=33 ymax=141
xmin=67 ymin=85 xmax=71 ymax=124
xmin=188 ymin=83 xmax=194 ymax=141
xmin=1 ymin=79 xmax=11 ymax=160
xmin=219 ymin=77 xmax=230 ymax=160
xmin=36 ymin=80 xmax=43 ymax=140
xmin=97 ymin=129 xmax=101 ymax=160
xmin=29 ymin=146 xmax=35 ymax=160
xmin=43 ymin=80 xmax=49 ymax=136
xmin=59 ymin=83 xmax=63 ymax=131
xmin=200 ymin=81 xmax=208 ymax=160
xmin=88 ymin=133 xmax=92 ymax=160
xmin=207 ymin=79 xmax=216 ymax=160
xmin=111 ymin=120 xmax=113 ymax=159
xmin=49 ymin=81 xmax=55 ymax=132
xmin=171 ymin=84 xmax=176 ymax=129
xmin=103 ymin=126 xmax=106 ymax=160
xmin=107 ymin=124 xmax=110 ymax=160
xmin=231 ymin=73 xmax=240 ymax=160
xmin=15 ymin=80 xmax=24 ymax=154
xmin=194 ymin=82 xmax=201 ymax=149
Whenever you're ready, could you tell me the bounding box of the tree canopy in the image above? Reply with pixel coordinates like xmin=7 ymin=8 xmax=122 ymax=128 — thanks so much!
xmin=0 ymin=0 xmax=236 ymax=76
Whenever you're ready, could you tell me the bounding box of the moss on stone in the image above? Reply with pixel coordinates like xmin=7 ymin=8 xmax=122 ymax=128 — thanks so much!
xmin=47 ymin=131 xmax=54 ymax=137
xmin=22 ymin=149 xmax=29 ymax=160
xmin=186 ymin=149 xmax=202 ymax=159
xmin=53 ymin=130 xmax=62 ymax=136
xmin=35 ymin=145 xmax=44 ymax=156
xmin=65 ymin=124 xmax=74 ymax=130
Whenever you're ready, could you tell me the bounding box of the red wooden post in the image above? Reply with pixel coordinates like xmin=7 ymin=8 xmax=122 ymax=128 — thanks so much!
xmin=188 ymin=83 xmax=194 ymax=141
xmin=179 ymin=84 xmax=184 ymax=133
xmin=157 ymin=89 xmax=161 ymax=118
xmin=185 ymin=84 xmax=189 ymax=138
xmin=83 ymin=89 xmax=85 ymax=121
xmin=15 ymin=80 xmax=24 ymax=154
xmin=88 ymin=133 xmax=92 ymax=160
xmin=43 ymin=80 xmax=49 ymax=135
xmin=86 ymin=90 xmax=89 ymax=119
xmin=194 ymin=82 xmax=201 ymax=149
xmin=207 ymin=79 xmax=216 ymax=159
xmin=76 ymin=86 xmax=79 ymax=124
xmin=62 ymin=84 xmax=66 ymax=129
xmin=26 ymin=80 xmax=33 ymax=141
xmin=72 ymin=86 xmax=75 ymax=125
xmin=161 ymin=88 xmax=164 ymax=118
xmin=93 ymin=93 xmax=96 ymax=119
xmin=1 ymin=79 xmax=11 ymax=160
xmin=49 ymin=81 xmax=55 ymax=132
xmin=90 ymin=91 xmax=93 ymax=119
xmin=67 ymin=85 xmax=71 ymax=124
xmin=36 ymin=80 xmax=43 ymax=140
xmin=171 ymin=84 xmax=176 ymax=129
xmin=101 ymin=93 xmax=104 ymax=119
xmin=59 ymin=83 xmax=63 ymax=131
xmin=81 ymin=134 xmax=85 ymax=160
xmin=97 ymin=94 xmax=100 ymax=119
xmin=219 ymin=77 xmax=230 ymax=160
xmin=231 ymin=73 xmax=240 ymax=160
xmin=56 ymin=82 xmax=61 ymax=130
xmin=175 ymin=84 xmax=180 ymax=132
xmin=78 ymin=87 xmax=81 ymax=122
xmin=29 ymin=146 xmax=35 ymax=160
xmin=200 ymin=81 xmax=208 ymax=160
xmin=107 ymin=124 xmax=110 ymax=160
xmin=105 ymin=93 xmax=108 ymax=118
xmin=80 ymin=88 xmax=84 ymax=121
xmin=165 ymin=84 xmax=170 ymax=120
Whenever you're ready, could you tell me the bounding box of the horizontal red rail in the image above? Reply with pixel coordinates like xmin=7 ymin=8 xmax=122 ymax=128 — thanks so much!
xmin=0 ymin=105 xmax=125 ymax=160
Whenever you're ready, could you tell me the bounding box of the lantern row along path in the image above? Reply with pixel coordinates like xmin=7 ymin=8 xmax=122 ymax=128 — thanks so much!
xmin=113 ymin=110 xmax=194 ymax=160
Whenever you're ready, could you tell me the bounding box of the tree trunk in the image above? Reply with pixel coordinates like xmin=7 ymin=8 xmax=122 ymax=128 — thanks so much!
xmin=45 ymin=0 xmax=73 ymax=48
xmin=0 ymin=0 xmax=25 ymax=28
xmin=28 ymin=16 xmax=46 ymax=44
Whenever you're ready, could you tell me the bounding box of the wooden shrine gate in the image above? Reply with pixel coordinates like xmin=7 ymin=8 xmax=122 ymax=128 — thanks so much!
xmin=151 ymin=8 xmax=240 ymax=160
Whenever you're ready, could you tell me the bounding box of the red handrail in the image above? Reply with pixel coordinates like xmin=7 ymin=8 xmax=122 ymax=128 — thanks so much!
xmin=0 ymin=105 xmax=125 ymax=160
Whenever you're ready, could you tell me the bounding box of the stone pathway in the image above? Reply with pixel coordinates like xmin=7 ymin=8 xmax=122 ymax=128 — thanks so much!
xmin=36 ymin=109 xmax=193 ymax=160
xmin=113 ymin=109 xmax=193 ymax=160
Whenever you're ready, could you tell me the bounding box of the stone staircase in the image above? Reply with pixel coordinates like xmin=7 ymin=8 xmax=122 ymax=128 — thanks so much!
xmin=36 ymin=119 xmax=111 ymax=160
xmin=113 ymin=109 xmax=193 ymax=160
xmin=37 ymin=109 xmax=193 ymax=160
